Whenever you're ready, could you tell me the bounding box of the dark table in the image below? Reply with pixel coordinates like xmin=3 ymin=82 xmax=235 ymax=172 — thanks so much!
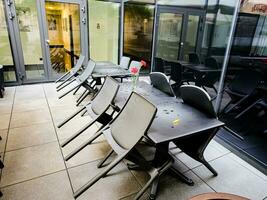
xmin=116 ymin=82 xmax=224 ymax=187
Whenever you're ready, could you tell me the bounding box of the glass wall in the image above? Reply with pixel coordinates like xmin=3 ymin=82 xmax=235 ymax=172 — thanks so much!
xmin=0 ymin=1 xmax=16 ymax=82
xmin=15 ymin=0 xmax=45 ymax=80
xmin=217 ymin=0 xmax=267 ymax=166
xmin=88 ymin=0 xmax=120 ymax=64
xmin=123 ymin=1 xmax=155 ymax=72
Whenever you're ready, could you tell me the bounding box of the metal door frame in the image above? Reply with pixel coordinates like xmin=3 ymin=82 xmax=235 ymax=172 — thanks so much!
xmin=154 ymin=5 xmax=205 ymax=63
xmin=38 ymin=0 xmax=88 ymax=81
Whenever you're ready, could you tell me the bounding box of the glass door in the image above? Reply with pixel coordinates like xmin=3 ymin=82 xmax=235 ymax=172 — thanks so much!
xmin=155 ymin=12 xmax=184 ymax=61
xmin=14 ymin=0 xmax=46 ymax=81
xmin=0 ymin=0 xmax=17 ymax=83
xmin=154 ymin=7 xmax=204 ymax=63
xmin=41 ymin=0 xmax=87 ymax=80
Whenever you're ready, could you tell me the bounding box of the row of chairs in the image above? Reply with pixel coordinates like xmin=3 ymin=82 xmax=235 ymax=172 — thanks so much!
xmin=55 ymin=70 xmax=220 ymax=199
xmin=154 ymin=54 xmax=220 ymax=95
xmin=55 ymin=55 xmax=142 ymax=106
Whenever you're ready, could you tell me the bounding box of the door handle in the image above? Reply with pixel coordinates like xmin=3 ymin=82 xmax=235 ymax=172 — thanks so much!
xmin=45 ymin=39 xmax=50 ymax=46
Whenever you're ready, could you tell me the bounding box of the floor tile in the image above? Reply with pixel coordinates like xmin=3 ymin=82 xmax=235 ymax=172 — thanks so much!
xmin=1 ymin=170 xmax=74 ymax=200
xmin=13 ymin=98 xmax=48 ymax=113
xmin=68 ymin=160 xmax=140 ymax=200
xmin=193 ymin=155 xmax=267 ymax=200
xmin=0 ymin=102 xmax=13 ymax=114
xmin=1 ymin=142 xmax=65 ymax=187
xmin=156 ymin=171 xmax=213 ymax=200
xmin=210 ymin=139 xmax=231 ymax=154
xmin=174 ymin=143 xmax=230 ymax=169
xmin=0 ymin=129 xmax=7 ymax=153
xmin=0 ymin=114 xmax=10 ymax=130
xmin=6 ymin=122 xmax=57 ymax=151
xmin=228 ymin=153 xmax=267 ymax=182
xmin=50 ymin=106 xmax=81 ymax=123
xmin=10 ymin=109 xmax=52 ymax=128
xmin=14 ymin=90 xmax=45 ymax=101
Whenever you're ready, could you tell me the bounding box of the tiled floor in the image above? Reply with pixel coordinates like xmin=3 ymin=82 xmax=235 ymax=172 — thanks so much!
xmin=0 ymin=82 xmax=267 ymax=200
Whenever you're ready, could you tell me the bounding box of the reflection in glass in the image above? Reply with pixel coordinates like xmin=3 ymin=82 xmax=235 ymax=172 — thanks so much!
xmin=15 ymin=0 xmax=45 ymax=80
xmin=184 ymin=15 xmax=200 ymax=57
xmin=156 ymin=13 xmax=183 ymax=61
xmin=88 ymin=0 xmax=119 ymax=64
xmin=124 ymin=3 xmax=154 ymax=72
xmin=217 ymin=1 xmax=267 ymax=166
xmin=0 ymin=1 xmax=16 ymax=82
xmin=45 ymin=2 xmax=80 ymax=76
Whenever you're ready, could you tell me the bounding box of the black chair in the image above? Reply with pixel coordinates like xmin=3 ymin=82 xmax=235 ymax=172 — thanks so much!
xmin=188 ymin=53 xmax=201 ymax=64
xmin=172 ymin=85 xmax=219 ymax=176
xmin=154 ymin=57 xmax=165 ymax=73
xmin=223 ymin=70 xmax=262 ymax=114
xmin=195 ymin=57 xmax=220 ymax=94
xmin=149 ymin=72 xmax=175 ymax=97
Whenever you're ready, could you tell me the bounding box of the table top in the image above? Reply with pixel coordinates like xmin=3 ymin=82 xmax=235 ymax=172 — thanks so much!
xmin=92 ymin=67 xmax=131 ymax=78
xmin=95 ymin=61 xmax=120 ymax=69
xmin=116 ymin=82 xmax=224 ymax=144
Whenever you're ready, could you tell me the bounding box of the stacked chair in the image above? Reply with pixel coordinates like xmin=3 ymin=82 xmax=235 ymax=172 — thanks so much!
xmin=56 ymin=59 xmax=97 ymax=100
xmin=58 ymin=77 xmax=121 ymax=161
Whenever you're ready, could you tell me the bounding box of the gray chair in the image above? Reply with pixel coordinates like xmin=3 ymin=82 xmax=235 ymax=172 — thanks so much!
xmin=73 ymin=92 xmax=173 ymax=200
xmin=55 ymin=55 xmax=85 ymax=89
xmin=60 ymin=77 xmax=120 ymax=160
xmin=119 ymin=56 xmax=131 ymax=69
xmin=149 ymin=72 xmax=175 ymax=97
xmin=57 ymin=60 xmax=96 ymax=99
xmin=172 ymin=85 xmax=219 ymax=176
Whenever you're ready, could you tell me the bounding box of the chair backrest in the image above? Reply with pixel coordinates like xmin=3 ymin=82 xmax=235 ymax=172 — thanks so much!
xmin=120 ymin=56 xmax=131 ymax=69
xmin=91 ymin=77 xmax=120 ymax=115
xmin=170 ymin=61 xmax=183 ymax=84
xmin=154 ymin=57 xmax=164 ymax=73
xmin=229 ymin=70 xmax=262 ymax=95
xmin=110 ymin=92 xmax=157 ymax=150
xmin=149 ymin=72 xmax=175 ymax=97
xmin=205 ymin=57 xmax=219 ymax=69
xmin=188 ymin=53 xmax=200 ymax=64
xmin=180 ymin=85 xmax=217 ymax=118
xmin=78 ymin=60 xmax=96 ymax=82
xmin=71 ymin=55 xmax=85 ymax=74
xmin=129 ymin=60 xmax=142 ymax=73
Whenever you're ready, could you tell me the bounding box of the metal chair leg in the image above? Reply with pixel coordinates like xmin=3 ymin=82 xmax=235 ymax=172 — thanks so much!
xmin=73 ymin=85 xmax=82 ymax=95
xmin=55 ymin=71 xmax=70 ymax=83
xmin=76 ymin=91 xmax=91 ymax=106
xmin=60 ymin=118 xmax=98 ymax=148
xmin=76 ymin=89 xmax=87 ymax=103
xmin=97 ymin=149 xmax=114 ymax=168
xmin=64 ymin=125 xmax=106 ymax=161
xmin=73 ymin=153 xmax=127 ymax=199
xmin=56 ymin=76 xmax=74 ymax=90
xmin=58 ymin=84 xmax=81 ymax=99
xmin=57 ymin=106 xmax=87 ymax=128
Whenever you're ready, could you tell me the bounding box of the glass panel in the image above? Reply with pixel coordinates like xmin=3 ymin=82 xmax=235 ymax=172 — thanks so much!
xmin=45 ymin=2 xmax=80 ymax=76
xmin=88 ymin=0 xmax=119 ymax=64
xmin=0 ymin=1 xmax=16 ymax=82
xmin=184 ymin=15 xmax=200 ymax=57
xmin=15 ymin=0 xmax=45 ymax=80
xmin=124 ymin=3 xmax=154 ymax=72
xmin=156 ymin=13 xmax=183 ymax=61
xmin=157 ymin=0 xmax=205 ymax=7
xmin=218 ymin=2 xmax=267 ymax=166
